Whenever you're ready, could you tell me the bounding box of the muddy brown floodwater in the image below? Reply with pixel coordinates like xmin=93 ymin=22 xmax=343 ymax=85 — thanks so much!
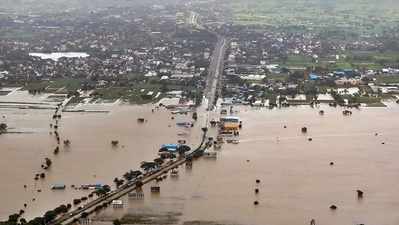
xmin=2 ymin=102 xmax=399 ymax=225
xmin=0 ymin=105 xmax=203 ymax=220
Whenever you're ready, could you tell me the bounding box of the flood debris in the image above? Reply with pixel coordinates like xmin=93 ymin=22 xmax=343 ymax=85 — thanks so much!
xmin=64 ymin=139 xmax=71 ymax=146
xmin=54 ymin=146 xmax=59 ymax=154
xmin=111 ymin=140 xmax=119 ymax=146
xmin=310 ymin=219 xmax=316 ymax=225
xmin=301 ymin=127 xmax=307 ymax=133
xmin=357 ymin=190 xmax=364 ymax=199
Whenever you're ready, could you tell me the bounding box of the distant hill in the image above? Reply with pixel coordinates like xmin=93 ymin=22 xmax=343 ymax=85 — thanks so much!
xmin=0 ymin=0 xmax=180 ymax=13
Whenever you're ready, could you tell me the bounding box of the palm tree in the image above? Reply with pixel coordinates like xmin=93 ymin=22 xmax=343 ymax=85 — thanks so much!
xmin=154 ymin=158 xmax=164 ymax=165
xmin=53 ymin=146 xmax=59 ymax=155
xmin=192 ymin=112 xmax=198 ymax=121
xmin=63 ymin=139 xmax=71 ymax=146
xmin=140 ymin=161 xmax=158 ymax=172
xmin=45 ymin=158 xmax=52 ymax=167
xmin=95 ymin=185 xmax=111 ymax=197
xmin=0 ymin=123 xmax=7 ymax=133
xmin=177 ymin=145 xmax=191 ymax=156
xmin=113 ymin=219 xmax=122 ymax=225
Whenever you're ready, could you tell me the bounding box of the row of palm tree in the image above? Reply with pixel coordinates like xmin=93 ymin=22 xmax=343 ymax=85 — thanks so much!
xmin=0 ymin=122 xmax=7 ymax=134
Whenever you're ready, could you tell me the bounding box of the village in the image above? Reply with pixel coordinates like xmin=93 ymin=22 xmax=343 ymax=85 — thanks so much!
xmin=0 ymin=5 xmax=215 ymax=108
xmin=1 ymin=3 xmax=399 ymax=109
xmin=218 ymin=26 xmax=399 ymax=108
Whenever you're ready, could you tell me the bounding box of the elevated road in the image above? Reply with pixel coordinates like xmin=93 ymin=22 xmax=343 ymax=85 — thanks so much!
xmin=205 ymin=37 xmax=227 ymax=111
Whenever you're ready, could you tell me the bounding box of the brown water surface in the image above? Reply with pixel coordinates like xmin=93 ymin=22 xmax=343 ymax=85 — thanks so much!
xmin=2 ymin=103 xmax=399 ymax=225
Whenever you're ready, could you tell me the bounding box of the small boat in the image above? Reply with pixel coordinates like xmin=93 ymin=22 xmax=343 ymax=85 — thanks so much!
xmin=51 ymin=184 xmax=66 ymax=190
xmin=176 ymin=122 xmax=193 ymax=128
xmin=137 ymin=118 xmax=145 ymax=123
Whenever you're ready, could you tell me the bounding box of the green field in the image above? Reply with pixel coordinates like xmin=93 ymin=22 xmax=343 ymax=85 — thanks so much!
xmin=23 ymin=78 xmax=83 ymax=92
xmin=376 ymin=75 xmax=399 ymax=84
xmin=271 ymin=51 xmax=399 ymax=71
xmin=227 ymin=0 xmax=399 ymax=33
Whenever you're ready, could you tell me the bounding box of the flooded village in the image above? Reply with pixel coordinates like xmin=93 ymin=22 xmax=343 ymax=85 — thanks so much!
xmin=2 ymin=1 xmax=399 ymax=225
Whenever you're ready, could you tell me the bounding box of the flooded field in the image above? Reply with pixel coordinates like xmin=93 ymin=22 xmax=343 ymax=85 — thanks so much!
xmin=93 ymin=102 xmax=399 ymax=225
xmin=2 ymin=98 xmax=399 ymax=225
xmin=0 ymin=103 xmax=203 ymax=220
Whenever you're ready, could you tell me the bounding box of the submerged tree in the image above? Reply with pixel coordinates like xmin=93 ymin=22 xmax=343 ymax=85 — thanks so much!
xmin=0 ymin=123 xmax=7 ymax=134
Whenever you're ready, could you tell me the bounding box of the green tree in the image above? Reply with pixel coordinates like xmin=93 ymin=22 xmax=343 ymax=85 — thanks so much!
xmin=113 ymin=219 xmax=121 ymax=225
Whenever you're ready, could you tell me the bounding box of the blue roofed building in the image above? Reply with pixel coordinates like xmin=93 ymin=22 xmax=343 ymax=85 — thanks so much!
xmin=309 ymin=73 xmax=320 ymax=80
xmin=161 ymin=144 xmax=180 ymax=152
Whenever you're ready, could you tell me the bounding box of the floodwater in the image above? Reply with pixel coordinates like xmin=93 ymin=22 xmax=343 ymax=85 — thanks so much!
xmin=2 ymin=99 xmax=399 ymax=225
xmin=28 ymin=52 xmax=89 ymax=61
xmin=0 ymin=103 xmax=203 ymax=220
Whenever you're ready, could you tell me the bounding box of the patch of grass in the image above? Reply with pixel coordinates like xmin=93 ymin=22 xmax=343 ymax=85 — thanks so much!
xmin=376 ymin=75 xmax=399 ymax=84
xmin=48 ymin=78 xmax=82 ymax=91
xmin=357 ymin=96 xmax=382 ymax=104
xmin=91 ymin=87 xmax=128 ymax=100
xmin=366 ymin=102 xmax=386 ymax=107
xmin=120 ymin=212 xmax=182 ymax=225
xmin=23 ymin=81 xmax=50 ymax=91
xmin=282 ymin=55 xmax=313 ymax=67
xmin=23 ymin=78 xmax=83 ymax=92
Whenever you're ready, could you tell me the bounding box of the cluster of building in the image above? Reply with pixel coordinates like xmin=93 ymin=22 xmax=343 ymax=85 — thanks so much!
xmin=0 ymin=5 xmax=216 ymax=104
xmin=217 ymin=27 xmax=399 ymax=107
